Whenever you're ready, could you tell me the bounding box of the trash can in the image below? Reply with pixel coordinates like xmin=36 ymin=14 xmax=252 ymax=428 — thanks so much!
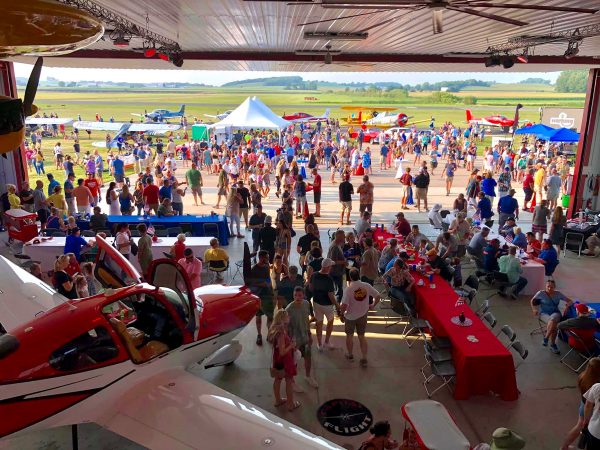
xmin=561 ymin=194 xmax=570 ymax=208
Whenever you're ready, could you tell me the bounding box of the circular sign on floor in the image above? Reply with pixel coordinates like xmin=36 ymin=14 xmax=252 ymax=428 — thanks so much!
xmin=316 ymin=399 xmax=373 ymax=436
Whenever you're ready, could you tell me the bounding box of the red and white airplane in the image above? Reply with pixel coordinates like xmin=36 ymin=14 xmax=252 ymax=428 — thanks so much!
xmin=0 ymin=237 xmax=341 ymax=449
xmin=282 ymin=108 xmax=330 ymax=123
xmin=465 ymin=105 xmax=528 ymax=132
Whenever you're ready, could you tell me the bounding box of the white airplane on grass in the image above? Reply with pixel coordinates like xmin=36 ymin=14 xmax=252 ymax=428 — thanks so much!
xmin=203 ymin=110 xmax=232 ymax=121
xmin=25 ymin=117 xmax=73 ymax=126
xmin=0 ymin=241 xmax=342 ymax=450
xmin=73 ymin=120 xmax=181 ymax=148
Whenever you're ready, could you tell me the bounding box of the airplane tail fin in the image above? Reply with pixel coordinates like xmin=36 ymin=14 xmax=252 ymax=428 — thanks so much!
xmin=323 ymin=108 xmax=330 ymax=118
xmin=179 ymin=105 xmax=186 ymax=115
xmin=108 ymin=123 xmax=130 ymax=148
xmin=466 ymin=109 xmax=473 ymax=122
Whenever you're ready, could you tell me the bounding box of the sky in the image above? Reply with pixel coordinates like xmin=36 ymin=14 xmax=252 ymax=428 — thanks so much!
xmin=13 ymin=62 xmax=561 ymax=86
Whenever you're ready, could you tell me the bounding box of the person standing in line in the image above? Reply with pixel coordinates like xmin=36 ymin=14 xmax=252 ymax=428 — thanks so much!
xmin=444 ymin=157 xmax=457 ymax=196
xmin=546 ymin=167 xmax=562 ymax=211
xmin=309 ymin=258 xmax=341 ymax=351
xmin=399 ymin=167 xmax=412 ymax=210
xmin=185 ymin=162 xmax=204 ymax=206
xmin=532 ymin=199 xmax=551 ymax=241
xmin=338 ymin=174 xmax=354 ymax=225
xmin=357 ymin=175 xmax=374 ymax=214
xmin=286 ymin=286 xmax=319 ymax=389
xmin=237 ymin=180 xmax=251 ymax=229
xmin=63 ymin=173 xmax=76 ymax=217
xmin=413 ymin=166 xmax=430 ymax=213
xmin=534 ymin=163 xmax=546 ymax=203
xmin=311 ymin=168 xmax=322 ymax=217
xmin=136 ymin=223 xmax=153 ymax=279
xmin=214 ymin=165 xmax=229 ymax=209
xmin=341 ymin=268 xmax=381 ymax=367
xmin=84 ymin=172 xmax=100 ymax=206
xmin=143 ymin=178 xmax=160 ymax=216
xmin=250 ymin=250 xmax=276 ymax=346
xmin=249 ymin=204 xmax=266 ymax=254
xmin=294 ymin=174 xmax=307 ymax=219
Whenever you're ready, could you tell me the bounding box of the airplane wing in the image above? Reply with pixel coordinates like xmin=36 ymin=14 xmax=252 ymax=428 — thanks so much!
xmin=98 ymin=369 xmax=343 ymax=450
xmin=73 ymin=121 xmax=180 ymax=133
xmin=340 ymin=106 xmax=396 ymax=112
xmin=203 ymin=114 xmax=218 ymax=119
xmin=73 ymin=121 xmax=125 ymax=131
xmin=0 ymin=256 xmax=66 ymax=331
xmin=25 ymin=118 xmax=73 ymax=126
xmin=128 ymin=123 xmax=181 ymax=132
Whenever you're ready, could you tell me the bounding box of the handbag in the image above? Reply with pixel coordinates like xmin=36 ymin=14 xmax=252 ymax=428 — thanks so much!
xmin=578 ymin=427 xmax=591 ymax=449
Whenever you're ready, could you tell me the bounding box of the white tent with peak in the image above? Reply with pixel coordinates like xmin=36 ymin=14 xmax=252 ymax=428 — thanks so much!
xmin=210 ymin=96 xmax=291 ymax=132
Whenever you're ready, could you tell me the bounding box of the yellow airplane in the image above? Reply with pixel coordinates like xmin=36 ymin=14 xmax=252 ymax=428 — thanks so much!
xmin=339 ymin=106 xmax=397 ymax=126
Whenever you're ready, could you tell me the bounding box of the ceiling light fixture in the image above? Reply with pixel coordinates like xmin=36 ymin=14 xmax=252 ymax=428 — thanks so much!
xmin=516 ymin=48 xmax=529 ymax=63
xmin=303 ymin=31 xmax=368 ymax=40
xmin=564 ymin=40 xmax=580 ymax=58
xmin=144 ymin=47 xmax=156 ymax=58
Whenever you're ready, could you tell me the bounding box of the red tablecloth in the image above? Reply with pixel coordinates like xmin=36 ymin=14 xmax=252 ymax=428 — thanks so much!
xmin=413 ymin=269 xmax=518 ymax=401
xmin=372 ymin=228 xmax=402 ymax=250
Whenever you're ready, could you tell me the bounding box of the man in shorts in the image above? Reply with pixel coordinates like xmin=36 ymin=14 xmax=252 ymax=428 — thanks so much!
xmin=338 ymin=174 xmax=354 ymax=225
xmin=249 ymin=250 xmax=275 ymax=346
xmin=531 ymin=279 xmax=572 ymax=355
xmin=185 ymin=162 xmax=204 ymax=206
xmin=309 ymin=258 xmax=341 ymax=351
xmin=286 ymin=286 xmax=319 ymax=389
xmin=341 ymin=268 xmax=380 ymax=367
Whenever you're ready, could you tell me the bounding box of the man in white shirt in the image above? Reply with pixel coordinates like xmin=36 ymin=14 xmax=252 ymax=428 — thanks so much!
xmin=340 ymin=268 xmax=381 ymax=367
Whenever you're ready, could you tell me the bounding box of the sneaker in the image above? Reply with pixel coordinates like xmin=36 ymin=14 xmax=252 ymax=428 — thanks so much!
xmin=316 ymin=343 xmax=323 ymax=352
xmin=293 ymin=383 xmax=304 ymax=393
xmin=359 ymin=358 xmax=368 ymax=368
xmin=550 ymin=344 xmax=560 ymax=355
xmin=306 ymin=376 xmax=319 ymax=388
xmin=256 ymin=335 xmax=263 ymax=346
xmin=542 ymin=337 xmax=549 ymax=347
xmin=345 ymin=353 xmax=354 ymax=361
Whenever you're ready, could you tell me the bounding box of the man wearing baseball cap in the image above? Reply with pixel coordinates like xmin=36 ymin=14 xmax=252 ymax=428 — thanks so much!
xmin=309 ymin=257 xmax=341 ymax=351
xmin=558 ymin=303 xmax=600 ymax=350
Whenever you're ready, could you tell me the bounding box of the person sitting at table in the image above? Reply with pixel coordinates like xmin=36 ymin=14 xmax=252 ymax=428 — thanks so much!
xmin=417 ymin=238 xmax=434 ymax=257
xmin=426 ymin=249 xmax=453 ymax=283
xmin=355 ymin=210 xmax=371 ymax=238
xmin=531 ymin=279 xmax=572 ymax=354
xmin=526 ymin=231 xmax=541 ymax=257
xmin=405 ymin=225 xmax=429 ymax=248
xmin=53 ymin=254 xmax=83 ymax=300
xmin=170 ymin=233 xmax=187 ymax=260
xmin=496 ymin=246 xmax=527 ymax=299
xmin=204 ymin=238 xmax=229 ymax=282
xmin=453 ymin=193 xmax=468 ymax=213
xmin=159 ymin=179 xmax=172 ymax=203
xmin=558 ymin=303 xmax=600 ymax=350
xmin=435 ymin=232 xmax=458 ymax=260
xmin=534 ymin=239 xmax=560 ymax=277
xmin=393 ymin=212 xmax=411 ymax=237
xmin=583 ymin=233 xmax=600 ymax=257
xmin=483 ymin=238 xmax=502 ymax=274
xmin=358 ymin=227 xmax=375 ymax=250
xmin=89 ymin=206 xmax=108 ymax=233
xmin=467 ymin=227 xmax=490 ymax=262
xmin=378 ymin=238 xmax=398 ymax=274
xmin=157 ymin=198 xmax=175 ymax=217
xmin=178 ymin=248 xmax=203 ymax=290
xmin=63 ymin=227 xmax=90 ymax=261
xmin=46 ymin=207 xmax=66 ymax=232
xmin=428 ymin=203 xmax=443 ymax=229
xmin=498 ymin=216 xmax=517 ymax=239
xmin=512 ymin=227 xmax=527 ymax=250
xmin=383 ymin=258 xmax=415 ymax=307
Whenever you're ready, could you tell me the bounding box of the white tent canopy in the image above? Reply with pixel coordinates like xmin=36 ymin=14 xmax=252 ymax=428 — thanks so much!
xmin=210 ymin=96 xmax=291 ymax=132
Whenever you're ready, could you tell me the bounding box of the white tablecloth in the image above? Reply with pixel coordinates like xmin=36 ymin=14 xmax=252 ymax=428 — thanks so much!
xmin=23 ymin=236 xmax=212 ymax=273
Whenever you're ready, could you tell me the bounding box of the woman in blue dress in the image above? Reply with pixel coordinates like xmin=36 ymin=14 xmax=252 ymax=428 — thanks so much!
xmin=362 ymin=148 xmax=372 ymax=174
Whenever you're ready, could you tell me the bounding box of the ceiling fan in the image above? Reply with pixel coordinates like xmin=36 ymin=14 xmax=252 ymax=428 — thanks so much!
xmin=295 ymin=0 xmax=599 ymax=35
xmin=295 ymin=44 xmax=375 ymax=67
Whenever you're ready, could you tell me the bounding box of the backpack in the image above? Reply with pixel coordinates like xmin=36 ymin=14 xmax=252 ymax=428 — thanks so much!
xmin=414 ymin=174 xmax=429 ymax=189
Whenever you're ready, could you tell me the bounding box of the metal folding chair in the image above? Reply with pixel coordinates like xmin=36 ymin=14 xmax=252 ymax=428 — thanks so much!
xmin=508 ymin=340 xmax=529 ymax=369
xmin=496 ymin=324 xmax=517 ymax=347
xmin=420 ymin=341 xmax=453 ymax=380
xmin=422 ymin=351 xmax=456 ymax=398
xmin=231 ymin=260 xmax=244 ymax=282
xmin=481 ymin=311 xmax=497 ymax=328
xmin=564 ymin=232 xmax=584 ymax=258
xmin=202 ymin=223 xmax=220 ymax=240
xmin=207 ymin=259 xmax=229 ymax=284
xmin=402 ymin=305 xmax=429 ymax=348
xmin=529 ymin=313 xmax=549 ymax=337
xmin=560 ymin=331 xmax=599 ymax=373
xmin=474 ymin=299 xmax=490 ymax=318
xmin=384 ymin=292 xmax=409 ymax=329
xmin=167 ymin=226 xmax=184 ymax=237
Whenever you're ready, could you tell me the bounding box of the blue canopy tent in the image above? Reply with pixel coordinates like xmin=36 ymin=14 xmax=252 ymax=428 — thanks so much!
xmin=538 ymin=127 xmax=580 ymax=143
xmin=514 ymin=124 xmax=555 ymax=135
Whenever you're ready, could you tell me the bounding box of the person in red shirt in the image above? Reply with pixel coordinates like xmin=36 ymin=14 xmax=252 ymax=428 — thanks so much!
xmin=311 ymin=168 xmax=322 ymax=217
xmin=522 ymin=168 xmax=535 ymax=210
xmin=526 ymin=231 xmax=541 ymax=256
xmin=143 ymin=179 xmax=160 ymax=215
xmin=393 ymin=212 xmax=411 ymax=237
xmin=83 ymin=172 xmax=100 ymax=206
xmin=170 ymin=234 xmax=187 ymax=260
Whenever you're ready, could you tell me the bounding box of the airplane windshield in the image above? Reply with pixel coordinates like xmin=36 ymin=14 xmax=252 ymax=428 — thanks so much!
xmin=161 ymin=288 xmax=189 ymax=324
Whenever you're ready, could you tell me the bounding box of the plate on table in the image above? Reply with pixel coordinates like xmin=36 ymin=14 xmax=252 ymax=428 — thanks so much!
xmin=451 ymin=316 xmax=473 ymax=327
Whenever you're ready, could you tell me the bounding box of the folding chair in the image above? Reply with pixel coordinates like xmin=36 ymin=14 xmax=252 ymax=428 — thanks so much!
xmin=426 ymin=321 xmax=452 ymax=349
xmin=402 ymin=305 xmax=429 ymax=348
xmin=231 ymin=260 xmax=244 ymax=282
xmin=560 ymin=331 xmax=598 ymax=373
xmin=384 ymin=291 xmax=409 ymax=329
xmin=167 ymin=226 xmax=184 ymax=237
xmin=13 ymin=253 xmax=41 ymax=270
xmin=420 ymin=341 xmax=453 ymax=380
xmin=474 ymin=299 xmax=490 ymax=318
xmin=82 ymin=230 xmax=95 ymax=237
xmin=52 ymin=231 xmax=66 ymax=237
xmin=202 ymin=223 xmax=220 ymax=240
xmin=481 ymin=311 xmax=497 ymax=328
xmin=154 ymin=228 xmax=168 ymax=237
xmin=529 ymin=313 xmax=549 ymax=337
xmin=564 ymin=232 xmax=584 ymax=258
xmin=207 ymin=259 xmax=229 ymax=283
xmin=508 ymin=340 xmax=529 ymax=369
xmin=422 ymin=350 xmax=456 ymax=398
xmin=496 ymin=325 xmax=517 ymax=347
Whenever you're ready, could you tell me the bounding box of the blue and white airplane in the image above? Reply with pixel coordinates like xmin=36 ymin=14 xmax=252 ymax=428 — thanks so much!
xmin=132 ymin=104 xmax=185 ymax=122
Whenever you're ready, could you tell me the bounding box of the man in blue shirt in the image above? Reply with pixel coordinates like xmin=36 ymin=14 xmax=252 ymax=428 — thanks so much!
xmin=47 ymin=173 xmax=60 ymax=197
xmin=63 ymin=227 xmax=90 ymax=261
xmin=380 ymin=144 xmax=389 ymax=170
xmin=535 ymin=239 xmax=559 ymax=276
xmin=324 ymin=142 xmax=333 ymax=169
xmin=476 ymin=192 xmax=494 ymax=222
xmin=497 ymin=189 xmax=519 ymax=230
xmin=531 ymin=278 xmax=571 ymax=354
xmin=159 ymin=179 xmax=172 ymax=202
xmin=112 ymin=157 xmax=125 ymax=187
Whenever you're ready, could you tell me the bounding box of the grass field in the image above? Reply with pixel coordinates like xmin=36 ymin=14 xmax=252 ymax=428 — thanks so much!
xmin=21 ymin=83 xmax=578 ymax=187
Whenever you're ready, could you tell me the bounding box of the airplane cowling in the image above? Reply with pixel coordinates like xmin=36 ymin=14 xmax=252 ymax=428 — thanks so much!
xmin=397 ymin=113 xmax=408 ymax=126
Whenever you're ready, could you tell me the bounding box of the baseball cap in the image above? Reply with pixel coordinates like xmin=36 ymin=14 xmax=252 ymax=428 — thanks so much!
xmin=321 ymin=258 xmax=335 ymax=268
xmin=576 ymin=304 xmax=590 ymax=315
